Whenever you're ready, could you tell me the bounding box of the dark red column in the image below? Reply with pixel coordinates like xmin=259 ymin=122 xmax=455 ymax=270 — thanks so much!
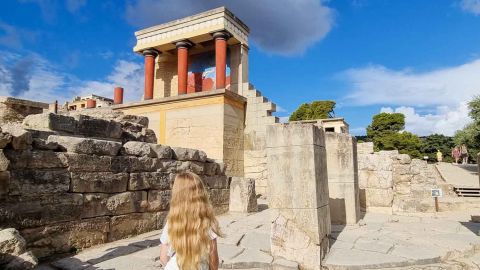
xmin=176 ymin=41 xmax=192 ymax=95
xmin=142 ymin=49 xmax=158 ymax=100
xmin=213 ymin=32 xmax=230 ymax=90
xmin=86 ymin=99 xmax=96 ymax=109
xmin=114 ymin=87 xmax=124 ymax=104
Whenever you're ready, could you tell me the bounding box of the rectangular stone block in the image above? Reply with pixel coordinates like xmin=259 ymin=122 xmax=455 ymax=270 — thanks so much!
xmin=266 ymin=123 xmax=324 ymax=148
xmin=106 ymin=191 xmax=148 ymax=215
xmin=208 ymin=188 xmax=230 ymax=206
xmin=0 ymin=171 xmax=9 ymax=197
xmin=365 ymin=188 xmax=394 ymax=207
xmin=82 ymin=193 xmax=108 ymax=218
xmin=21 ymin=217 xmax=109 ymax=259
xmin=109 ymin=213 xmax=158 ymax=242
xmin=176 ymin=161 xmax=205 ymax=174
xmin=0 ymin=193 xmax=83 ymax=228
xmin=9 ymin=169 xmax=70 ymax=195
xmin=64 ymin=153 xmax=112 ymax=172
xmin=22 ymin=113 xmax=77 ymax=133
xmin=70 ymin=172 xmax=128 ymax=193
xmin=4 ymin=150 xmax=67 ymax=170
xmin=129 ymin=156 xmax=162 ymax=172
xmin=202 ymin=175 xmax=230 ymax=189
xmin=47 ymin=135 xmax=122 ymax=156
xmin=129 ymin=172 xmax=170 ymax=190
xmin=147 ymin=190 xmax=171 ymax=211
xmin=75 ymin=115 xmax=122 ymax=139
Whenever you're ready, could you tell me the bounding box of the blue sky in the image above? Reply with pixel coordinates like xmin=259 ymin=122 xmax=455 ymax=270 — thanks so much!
xmin=1 ymin=0 xmax=479 ymax=136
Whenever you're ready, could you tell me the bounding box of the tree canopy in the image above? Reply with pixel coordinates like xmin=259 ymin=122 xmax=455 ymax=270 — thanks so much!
xmin=453 ymin=96 xmax=480 ymax=161
xmin=289 ymin=101 xmax=335 ymax=121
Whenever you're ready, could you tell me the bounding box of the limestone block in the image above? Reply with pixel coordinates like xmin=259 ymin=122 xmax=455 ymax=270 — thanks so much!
xmin=4 ymin=251 xmax=38 ymax=270
xmin=172 ymin=147 xmax=207 ymax=162
xmin=204 ymin=162 xmax=219 ymax=176
xmin=150 ymin=144 xmax=173 ymax=159
xmin=396 ymin=154 xmax=412 ymax=164
xmin=143 ymin=128 xmax=158 ymax=144
xmin=129 ymin=156 xmax=162 ymax=172
xmin=0 ymin=132 xmax=12 ymax=148
xmin=328 ymin=183 xmax=360 ymax=225
xmin=394 ymin=173 xmax=413 ymax=184
xmin=365 ymin=188 xmax=394 ymax=207
xmin=0 ymin=171 xmax=9 ymax=197
xmin=176 ymin=160 xmax=204 ymax=174
xmin=157 ymin=160 xmax=180 ymax=173
xmin=64 ymin=153 xmax=112 ymax=172
xmin=4 ymin=150 xmax=67 ymax=170
xmin=121 ymin=141 xmax=155 ymax=157
xmin=32 ymin=138 xmax=58 ymax=150
xmin=70 ymin=172 xmax=128 ymax=193
xmin=75 ymin=115 xmax=123 ymax=139
xmin=9 ymin=169 xmax=70 ymax=195
xmin=410 ymin=159 xmax=427 ymax=175
xmin=394 ymin=182 xmax=411 ymax=195
xmin=47 ymin=135 xmax=122 ymax=156
xmin=266 ymin=123 xmax=324 ymax=148
xmin=1 ymin=123 xmax=32 ymax=150
xmin=0 ymin=194 xmax=83 ymax=228
xmin=0 ymin=149 xmax=9 ymax=171
xmin=147 ymin=190 xmax=171 ymax=211
xmin=82 ymin=193 xmax=108 ymax=218
xmin=22 ymin=113 xmax=76 ymax=133
xmin=202 ymin=175 xmax=230 ymax=189
xmin=0 ymin=228 xmax=26 ymax=264
xmin=106 ymin=191 xmax=148 ymax=215
xmin=21 ymin=217 xmax=110 ymax=258
xmin=366 ymin=170 xmax=393 ymax=189
xmin=229 ymin=177 xmax=258 ymax=213
xmin=209 ymin=189 xmax=230 ymax=207
xmin=109 ymin=213 xmax=158 ymax=242
xmin=393 ymin=164 xmax=411 ymax=176
xmin=357 ymin=142 xmax=374 ymax=155
xmin=129 ymin=172 xmax=171 ymax=190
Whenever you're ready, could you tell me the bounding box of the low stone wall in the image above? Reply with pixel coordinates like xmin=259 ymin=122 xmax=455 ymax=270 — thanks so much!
xmin=0 ymin=97 xmax=48 ymax=125
xmin=0 ymin=113 xmax=229 ymax=259
xmin=357 ymin=143 xmax=456 ymax=214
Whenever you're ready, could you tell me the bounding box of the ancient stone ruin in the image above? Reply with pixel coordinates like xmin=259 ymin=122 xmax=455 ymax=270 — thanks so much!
xmin=0 ymin=111 xmax=229 ymax=266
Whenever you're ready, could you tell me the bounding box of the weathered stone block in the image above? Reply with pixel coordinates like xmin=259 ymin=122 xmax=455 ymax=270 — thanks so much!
xmin=0 ymin=194 xmax=83 ymax=228
xmin=202 ymin=175 xmax=230 ymax=189
xmin=0 ymin=171 xmax=9 ymax=197
xmin=110 ymin=156 xmax=132 ymax=172
xmin=0 ymin=132 xmax=12 ymax=148
xmin=208 ymin=189 xmax=230 ymax=206
xmin=82 ymin=193 xmax=108 ymax=218
xmin=22 ymin=113 xmax=76 ymax=133
xmin=129 ymin=156 xmax=162 ymax=172
xmin=204 ymin=162 xmax=219 ymax=176
xmin=396 ymin=154 xmax=412 ymax=164
xmin=176 ymin=161 xmax=204 ymax=174
xmin=150 ymin=144 xmax=173 ymax=159
xmin=31 ymin=138 xmax=58 ymax=150
xmin=64 ymin=153 xmax=112 ymax=172
xmin=5 ymin=150 xmax=67 ymax=170
xmin=109 ymin=213 xmax=157 ymax=242
xmin=147 ymin=190 xmax=171 ymax=211
xmin=76 ymin=115 xmax=122 ymax=139
xmin=366 ymin=170 xmax=393 ymax=189
xmin=70 ymin=172 xmax=128 ymax=193
xmin=9 ymin=170 xmax=70 ymax=195
xmin=172 ymin=147 xmax=206 ymax=162
xmin=4 ymin=251 xmax=38 ymax=270
xmin=365 ymin=188 xmax=394 ymax=207
xmin=121 ymin=141 xmax=155 ymax=157
xmin=47 ymin=135 xmax=122 ymax=156
xmin=158 ymin=160 xmax=179 ymax=173
xmin=229 ymin=177 xmax=257 ymax=213
xmin=21 ymin=217 xmax=109 ymax=258
xmin=106 ymin=191 xmax=148 ymax=215
xmin=0 ymin=228 xmax=26 ymax=264
xmin=0 ymin=149 xmax=9 ymax=171
xmin=1 ymin=123 xmax=32 ymax=150
xmin=129 ymin=172 xmax=170 ymax=190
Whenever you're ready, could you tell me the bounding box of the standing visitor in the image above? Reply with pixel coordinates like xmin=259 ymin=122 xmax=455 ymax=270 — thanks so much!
xmin=452 ymin=146 xmax=461 ymax=164
xmin=460 ymin=144 xmax=469 ymax=164
xmin=436 ymin=150 xmax=443 ymax=162
xmin=160 ymin=172 xmax=221 ymax=270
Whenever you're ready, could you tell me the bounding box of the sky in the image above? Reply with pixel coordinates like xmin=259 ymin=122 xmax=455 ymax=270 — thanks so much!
xmin=0 ymin=0 xmax=479 ymax=136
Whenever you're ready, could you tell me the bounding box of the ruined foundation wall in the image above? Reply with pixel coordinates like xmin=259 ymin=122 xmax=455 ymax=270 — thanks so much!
xmin=357 ymin=143 xmax=458 ymax=214
xmin=0 ymin=113 xmax=229 ymax=259
xmin=0 ymin=97 xmax=48 ymax=125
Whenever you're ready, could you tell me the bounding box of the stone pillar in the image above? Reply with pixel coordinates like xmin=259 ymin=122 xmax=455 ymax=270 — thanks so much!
xmin=324 ymin=132 xmax=360 ymax=225
xmin=213 ymin=32 xmax=230 ymax=90
xmin=176 ymin=41 xmax=192 ymax=95
xmin=267 ymin=123 xmax=330 ymax=270
xmin=114 ymin=87 xmax=124 ymax=105
xmin=86 ymin=99 xmax=96 ymax=109
xmin=143 ymin=49 xmax=158 ymax=100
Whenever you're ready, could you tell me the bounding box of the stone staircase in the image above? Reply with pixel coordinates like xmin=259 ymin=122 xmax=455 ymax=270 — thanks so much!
xmin=454 ymin=187 xmax=480 ymax=197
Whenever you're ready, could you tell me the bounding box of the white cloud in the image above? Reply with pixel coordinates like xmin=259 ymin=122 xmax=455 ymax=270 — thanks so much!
xmin=380 ymin=103 xmax=471 ymax=136
xmin=342 ymin=59 xmax=480 ymax=136
xmin=125 ymin=0 xmax=334 ymax=55
xmin=460 ymin=0 xmax=480 ymax=15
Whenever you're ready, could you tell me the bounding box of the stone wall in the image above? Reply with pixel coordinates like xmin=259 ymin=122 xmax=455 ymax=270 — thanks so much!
xmin=325 ymin=133 xmax=360 ymax=225
xmin=0 ymin=112 xmax=229 ymax=259
xmin=357 ymin=143 xmax=456 ymax=214
xmin=267 ymin=123 xmax=330 ymax=270
xmin=0 ymin=97 xmax=48 ymax=125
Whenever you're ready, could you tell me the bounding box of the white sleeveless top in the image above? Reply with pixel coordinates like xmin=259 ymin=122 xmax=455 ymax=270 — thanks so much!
xmin=160 ymin=223 xmax=218 ymax=270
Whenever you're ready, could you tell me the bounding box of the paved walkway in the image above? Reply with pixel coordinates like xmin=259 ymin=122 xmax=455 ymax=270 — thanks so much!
xmin=436 ymin=163 xmax=479 ymax=188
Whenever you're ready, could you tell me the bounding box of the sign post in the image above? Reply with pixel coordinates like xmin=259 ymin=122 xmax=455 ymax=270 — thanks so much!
xmin=431 ymin=188 xmax=443 ymax=212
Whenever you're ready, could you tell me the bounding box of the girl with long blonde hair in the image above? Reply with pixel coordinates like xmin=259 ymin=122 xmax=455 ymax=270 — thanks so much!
xmin=160 ymin=172 xmax=222 ymax=270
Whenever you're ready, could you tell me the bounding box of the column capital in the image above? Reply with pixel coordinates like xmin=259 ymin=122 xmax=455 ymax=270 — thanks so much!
xmin=142 ymin=49 xmax=159 ymax=57
xmin=175 ymin=40 xmax=194 ymax=49
xmin=212 ymin=31 xmax=232 ymax=41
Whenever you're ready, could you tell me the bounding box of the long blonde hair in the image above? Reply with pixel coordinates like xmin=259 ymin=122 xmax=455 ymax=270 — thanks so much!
xmin=167 ymin=172 xmax=221 ymax=270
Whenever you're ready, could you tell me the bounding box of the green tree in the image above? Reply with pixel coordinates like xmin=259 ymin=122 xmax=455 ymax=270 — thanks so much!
xmin=420 ymin=134 xmax=455 ymax=162
xmin=289 ymin=101 xmax=335 ymax=121
xmin=453 ymin=96 xmax=480 ymax=163
xmin=366 ymin=112 xmax=405 ymax=139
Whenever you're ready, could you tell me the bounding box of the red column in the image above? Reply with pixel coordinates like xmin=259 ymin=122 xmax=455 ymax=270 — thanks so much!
xmin=213 ymin=32 xmax=230 ymax=90
xmin=143 ymin=49 xmax=158 ymax=100
xmin=176 ymin=41 xmax=192 ymax=95
xmin=114 ymin=87 xmax=124 ymax=104
xmin=86 ymin=99 xmax=96 ymax=109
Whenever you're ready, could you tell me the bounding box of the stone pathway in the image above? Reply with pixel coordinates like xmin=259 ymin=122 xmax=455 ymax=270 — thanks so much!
xmin=436 ymin=163 xmax=479 ymax=188
xmin=323 ymin=213 xmax=480 ymax=270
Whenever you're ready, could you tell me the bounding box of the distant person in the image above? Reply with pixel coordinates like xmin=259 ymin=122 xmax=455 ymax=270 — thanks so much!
xmin=160 ymin=172 xmax=221 ymax=270
xmin=436 ymin=150 xmax=443 ymax=162
xmin=452 ymin=146 xmax=461 ymax=164
xmin=460 ymin=144 xmax=469 ymax=164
